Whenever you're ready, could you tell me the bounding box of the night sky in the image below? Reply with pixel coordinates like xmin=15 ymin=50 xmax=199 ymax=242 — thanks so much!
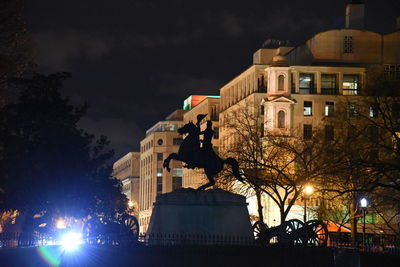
xmin=25 ymin=0 xmax=399 ymax=158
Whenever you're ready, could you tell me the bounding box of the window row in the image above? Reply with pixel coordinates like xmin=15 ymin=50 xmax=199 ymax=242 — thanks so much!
xmin=222 ymin=73 xmax=261 ymax=110
xmin=222 ymin=72 xmax=362 ymax=111
xmin=303 ymin=101 xmax=334 ymax=117
xmin=156 ymin=168 xmax=182 ymax=195
xmin=141 ymin=140 xmax=154 ymax=152
xmin=302 ymin=101 xmax=385 ymax=118
xmin=296 ymin=73 xmax=360 ymax=95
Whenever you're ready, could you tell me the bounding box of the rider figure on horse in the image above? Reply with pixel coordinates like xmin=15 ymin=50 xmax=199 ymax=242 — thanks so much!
xmin=199 ymin=120 xmax=214 ymax=155
xmin=184 ymin=114 xmax=214 ymax=169
xmin=163 ymin=113 xmax=242 ymax=190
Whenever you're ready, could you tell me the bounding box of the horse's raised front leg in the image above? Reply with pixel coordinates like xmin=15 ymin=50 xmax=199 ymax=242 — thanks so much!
xmin=163 ymin=153 xmax=179 ymax=172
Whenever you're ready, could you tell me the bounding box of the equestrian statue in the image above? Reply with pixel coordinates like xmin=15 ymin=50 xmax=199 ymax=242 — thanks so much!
xmin=163 ymin=114 xmax=243 ymax=190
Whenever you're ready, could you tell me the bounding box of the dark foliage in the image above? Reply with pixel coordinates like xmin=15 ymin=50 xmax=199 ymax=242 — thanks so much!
xmin=0 ymin=73 xmax=127 ymax=221
xmin=0 ymin=0 xmax=34 ymax=102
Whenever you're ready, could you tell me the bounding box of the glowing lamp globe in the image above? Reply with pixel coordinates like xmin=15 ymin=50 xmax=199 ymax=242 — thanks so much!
xmin=304 ymin=185 xmax=314 ymax=196
xmin=360 ymin=198 xmax=368 ymax=208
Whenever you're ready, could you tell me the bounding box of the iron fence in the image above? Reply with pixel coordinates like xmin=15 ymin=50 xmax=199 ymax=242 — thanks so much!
xmin=328 ymin=232 xmax=400 ymax=255
xmin=1 ymin=230 xmax=400 ymax=256
xmin=144 ymin=233 xmax=255 ymax=246
xmin=0 ymin=232 xmax=54 ymax=248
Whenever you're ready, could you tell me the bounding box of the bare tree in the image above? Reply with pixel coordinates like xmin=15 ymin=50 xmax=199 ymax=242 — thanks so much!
xmin=220 ymin=104 xmax=337 ymax=224
xmin=318 ymin=86 xmax=400 ymax=240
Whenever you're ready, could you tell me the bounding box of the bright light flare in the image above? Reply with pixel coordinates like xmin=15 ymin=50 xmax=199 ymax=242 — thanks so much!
xmin=304 ymin=185 xmax=314 ymax=195
xmin=56 ymin=219 xmax=66 ymax=229
xmin=60 ymin=232 xmax=83 ymax=252
xmin=128 ymin=201 xmax=134 ymax=208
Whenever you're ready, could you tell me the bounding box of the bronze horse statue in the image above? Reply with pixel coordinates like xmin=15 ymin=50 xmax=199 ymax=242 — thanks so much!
xmin=163 ymin=120 xmax=242 ymax=190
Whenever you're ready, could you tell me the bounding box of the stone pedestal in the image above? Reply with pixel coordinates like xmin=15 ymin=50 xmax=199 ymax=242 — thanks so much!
xmin=146 ymin=188 xmax=254 ymax=245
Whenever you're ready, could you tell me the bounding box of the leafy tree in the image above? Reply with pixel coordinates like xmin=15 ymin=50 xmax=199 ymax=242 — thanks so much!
xmin=0 ymin=73 xmax=127 ymax=230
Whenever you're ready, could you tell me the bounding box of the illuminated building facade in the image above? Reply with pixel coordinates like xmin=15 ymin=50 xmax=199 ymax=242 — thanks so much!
xmin=181 ymin=95 xmax=220 ymax=189
xmin=138 ymin=110 xmax=186 ymax=233
xmin=112 ymin=152 xmax=140 ymax=215
xmin=219 ymin=1 xmax=400 ymax=225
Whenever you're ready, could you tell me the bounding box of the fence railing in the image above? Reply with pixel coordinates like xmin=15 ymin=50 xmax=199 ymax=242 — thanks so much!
xmin=1 ymin=231 xmax=400 ymax=256
xmin=328 ymin=233 xmax=400 ymax=255
xmin=144 ymin=233 xmax=255 ymax=246
xmin=0 ymin=232 xmax=54 ymax=248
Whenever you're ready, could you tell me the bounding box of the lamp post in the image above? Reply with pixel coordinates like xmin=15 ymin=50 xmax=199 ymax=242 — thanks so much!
xmin=303 ymin=185 xmax=314 ymax=222
xmin=360 ymin=197 xmax=368 ymax=247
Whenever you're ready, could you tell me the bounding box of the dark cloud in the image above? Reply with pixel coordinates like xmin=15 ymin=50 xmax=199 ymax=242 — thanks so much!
xmin=219 ymin=11 xmax=244 ymax=37
xmin=78 ymin=117 xmax=142 ymax=159
xmin=33 ymin=30 xmax=114 ymax=70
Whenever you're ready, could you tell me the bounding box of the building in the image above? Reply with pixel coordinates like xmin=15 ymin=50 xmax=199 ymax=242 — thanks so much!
xmin=112 ymin=152 xmax=140 ymax=215
xmin=138 ymin=109 xmax=186 ymax=233
xmin=181 ymin=95 xmax=220 ymax=189
xmin=218 ymin=1 xmax=400 ymax=225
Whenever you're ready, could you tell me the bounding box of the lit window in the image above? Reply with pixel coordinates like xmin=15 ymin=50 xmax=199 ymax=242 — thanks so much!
xmin=325 ymin=102 xmax=334 ymax=117
xmin=299 ymin=74 xmax=315 ymax=94
xmin=369 ymin=104 xmax=378 ymax=118
xmin=304 ymin=101 xmax=312 ymax=116
xmin=343 ymin=75 xmax=360 ymax=95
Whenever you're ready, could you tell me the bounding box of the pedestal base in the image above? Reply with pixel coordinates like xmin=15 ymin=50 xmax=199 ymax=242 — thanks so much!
xmin=146 ymin=188 xmax=254 ymax=245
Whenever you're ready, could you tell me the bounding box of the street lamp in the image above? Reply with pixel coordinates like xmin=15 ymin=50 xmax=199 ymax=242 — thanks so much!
xmin=360 ymin=197 xmax=368 ymax=247
xmin=303 ymin=185 xmax=314 ymax=222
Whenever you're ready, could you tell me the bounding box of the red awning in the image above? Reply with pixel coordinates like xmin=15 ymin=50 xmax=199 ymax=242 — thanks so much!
xmin=326 ymin=221 xmax=351 ymax=233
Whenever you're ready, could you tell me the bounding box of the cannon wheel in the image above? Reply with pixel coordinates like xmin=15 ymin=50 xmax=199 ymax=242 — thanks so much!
xmin=120 ymin=214 xmax=139 ymax=239
xmin=278 ymin=219 xmax=305 ymax=245
xmin=305 ymin=220 xmax=328 ymax=246
xmin=252 ymin=221 xmax=269 ymax=245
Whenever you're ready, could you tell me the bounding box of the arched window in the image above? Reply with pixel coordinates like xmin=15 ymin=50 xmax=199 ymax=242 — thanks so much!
xmin=278 ymin=75 xmax=285 ymax=91
xmin=278 ymin=110 xmax=285 ymax=128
